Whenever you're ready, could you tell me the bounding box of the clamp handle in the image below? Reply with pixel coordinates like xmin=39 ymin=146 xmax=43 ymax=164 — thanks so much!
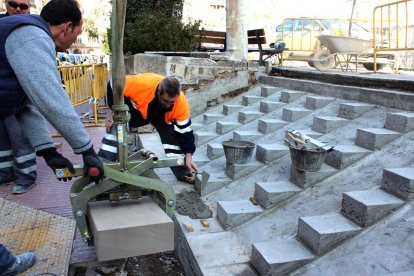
xmin=88 ymin=167 xmax=100 ymax=177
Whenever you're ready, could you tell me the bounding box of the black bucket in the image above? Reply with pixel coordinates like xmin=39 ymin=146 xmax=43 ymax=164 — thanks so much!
xmin=289 ymin=145 xmax=327 ymax=172
xmin=222 ymin=140 xmax=255 ymax=164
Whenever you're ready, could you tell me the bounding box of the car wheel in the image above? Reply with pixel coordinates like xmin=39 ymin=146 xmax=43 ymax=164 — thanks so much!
xmin=362 ymin=63 xmax=384 ymax=71
xmin=312 ymin=50 xmax=335 ymax=71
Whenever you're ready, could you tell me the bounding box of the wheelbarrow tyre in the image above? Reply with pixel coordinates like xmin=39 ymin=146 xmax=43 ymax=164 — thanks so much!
xmin=362 ymin=63 xmax=384 ymax=71
xmin=312 ymin=50 xmax=335 ymax=71
xmin=307 ymin=54 xmax=315 ymax=68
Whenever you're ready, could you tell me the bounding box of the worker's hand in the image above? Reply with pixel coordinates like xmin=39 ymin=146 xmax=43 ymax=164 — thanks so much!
xmin=105 ymin=117 xmax=114 ymax=133
xmin=82 ymin=147 xmax=104 ymax=184
xmin=38 ymin=148 xmax=75 ymax=181
xmin=185 ymin=153 xmax=198 ymax=173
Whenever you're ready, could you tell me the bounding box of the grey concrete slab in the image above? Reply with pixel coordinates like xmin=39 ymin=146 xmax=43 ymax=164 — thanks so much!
xmin=312 ymin=116 xmax=349 ymax=134
xmin=381 ymin=167 xmax=414 ymax=200
xmin=202 ymin=264 xmax=258 ymax=276
xmin=238 ymin=110 xmax=264 ymax=124
xmin=216 ymin=121 xmax=241 ymax=134
xmin=384 ymin=112 xmax=414 ymax=133
xmin=217 ymin=200 xmax=263 ymax=229
xmin=223 ymin=104 xmax=244 ymax=115
xmin=207 ymin=143 xmax=224 ymax=160
xmin=195 ymin=172 xmax=232 ymax=196
xmin=203 ymin=113 xmax=226 ymax=124
xmin=194 ymin=131 xmax=219 ymax=146
xmin=282 ymin=107 xmax=312 ymax=122
xmin=290 ymin=164 xmax=337 ymax=189
xmin=254 ymin=181 xmax=302 ymax=209
xmin=338 ymin=102 xmax=375 ymax=119
xmin=261 ymin=86 xmax=284 ymax=97
xmin=258 ymin=118 xmax=288 ymax=134
xmin=325 ymin=144 xmax=371 ymax=169
xmin=226 ymin=160 xmax=263 ymax=180
xmin=297 ymin=213 xmax=361 ymax=255
xmin=341 ymin=189 xmax=404 ymax=227
xmin=305 ymin=96 xmax=335 ymax=110
xmin=256 ymin=143 xmax=289 ymax=164
xmin=233 ymin=130 xmax=262 ymax=142
xmin=242 ymin=95 xmax=264 ymax=106
xmin=259 ymin=100 xmax=284 ymax=113
xmin=251 ymin=239 xmax=315 ymax=276
xmin=192 ymin=122 xmax=204 ymax=130
xmin=355 ymin=128 xmax=401 ymax=150
xmin=280 ymin=90 xmax=306 ymax=103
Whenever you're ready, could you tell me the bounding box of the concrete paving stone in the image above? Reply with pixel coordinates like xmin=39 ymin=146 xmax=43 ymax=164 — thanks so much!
xmin=216 ymin=121 xmax=241 ymax=134
xmin=312 ymin=116 xmax=349 ymax=134
xmin=242 ymin=95 xmax=264 ymax=106
xmin=88 ymin=197 xmax=174 ymax=261
xmin=282 ymin=107 xmax=312 ymax=122
xmin=259 ymin=100 xmax=284 ymax=113
xmin=202 ymin=263 xmax=257 ymax=276
xmin=238 ymin=110 xmax=264 ymax=124
xmin=280 ymin=90 xmax=306 ymax=103
xmin=192 ymin=122 xmax=204 ymax=130
xmin=355 ymin=128 xmax=401 ymax=151
xmin=251 ymin=239 xmax=315 ymax=276
xmin=341 ymin=189 xmax=404 ymax=227
xmin=290 ymin=164 xmax=337 ymax=189
xmin=337 ymin=102 xmax=375 ymax=120
xmin=223 ymin=104 xmax=244 ymax=115
xmin=384 ymin=112 xmax=414 ymax=133
xmin=226 ymin=160 xmax=263 ymax=180
xmin=381 ymin=167 xmax=414 ymax=200
xmin=261 ymin=86 xmax=284 ymax=97
xmin=233 ymin=130 xmax=262 ymax=142
xmin=256 ymin=143 xmax=289 ymax=164
xmin=254 ymin=181 xmax=302 ymax=209
xmin=195 ymin=172 xmax=232 ymax=196
xmin=325 ymin=144 xmax=371 ymax=169
xmin=304 ymin=96 xmax=335 ymax=110
xmin=258 ymin=119 xmax=288 ymax=134
xmin=297 ymin=213 xmax=361 ymax=255
xmin=207 ymin=143 xmax=225 ymax=160
xmin=194 ymin=131 xmax=219 ymax=146
xmin=203 ymin=113 xmax=226 ymax=124
xmin=217 ymin=200 xmax=263 ymax=229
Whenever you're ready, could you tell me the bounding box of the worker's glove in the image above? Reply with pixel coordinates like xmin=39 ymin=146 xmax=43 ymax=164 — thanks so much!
xmin=38 ymin=148 xmax=75 ymax=182
xmin=82 ymin=147 xmax=104 ymax=184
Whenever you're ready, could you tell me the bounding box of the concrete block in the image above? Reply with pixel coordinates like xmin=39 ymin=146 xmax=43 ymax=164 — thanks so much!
xmin=325 ymin=145 xmax=371 ymax=169
xmin=290 ymin=164 xmax=337 ymax=189
xmin=191 ymin=122 xmax=204 ymax=131
xmin=194 ymin=131 xmax=219 ymax=146
xmin=282 ymin=107 xmax=312 ymax=122
xmin=312 ymin=116 xmax=348 ymax=134
xmin=223 ymin=104 xmax=244 ymax=115
xmin=259 ymin=100 xmax=284 ymax=113
xmin=341 ymin=189 xmax=404 ymax=227
xmin=242 ymin=95 xmax=264 ymax=106
xmin=305 ymin=96 xmax=335 ymax=110
xmin=203 ymin=113 xmax=225 ymax=124
xmin=280 ymin=90 xmax=306 ymax=103
xmin=294 ymin=128 xmax=324 ymax=139
xmin=381 ymin=168 xmax=414 ymax=200
xmin=192 ymin=155 xmax=210 ymax=167
xmin=254 ymin=181 xmax=302 ymax=209
xmin=233 ymin=130 xmax=262 ymax=142
xmin=256 ymin=143 xmax=289 ymax=164
xmin=203 ymin=264 xmax=258 ymax=276
xmin=217 ymin=200 xmax=263 ymax=229
xmin=216 ymin=121 xmax=241 ymax=134
xmin=88 ymin=197 xmax=173 ymax=261
xmin=297 ymin=213 xmax=361 ymax=255
xmin=384 ymin=112 xmax=414 ymax=133
xmin=207 ymin=143 xmax=224 ymax=160
xmin=195 ymin=172 xmax=232 ymax=196
xmin=226 ymin=160 xmax=263 ymax=180
xmin=261 ymin=86 xmax=283 ymax=97
xmin=251 ymin=239 xmax=315 ymax=276
xmin=258 ymin=119 xmax=288 ymax=134
xmin=355 ymin=128 xmax=401 ymax=150
xmin=338 ymin=102 xmax=375 ymax=119
xmin=238 ymin=111 xmax=263 ymax=124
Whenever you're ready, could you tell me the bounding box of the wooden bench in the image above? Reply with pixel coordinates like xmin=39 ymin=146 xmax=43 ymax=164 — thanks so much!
xmin=247 ymin=28 xmax=287 ymax=66
xmin=197 ymin=29 xmax=226 ymax=52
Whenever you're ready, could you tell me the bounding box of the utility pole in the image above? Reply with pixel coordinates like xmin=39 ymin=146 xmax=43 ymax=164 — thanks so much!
xmin=226 ymin=0 xmax=247 ymax=61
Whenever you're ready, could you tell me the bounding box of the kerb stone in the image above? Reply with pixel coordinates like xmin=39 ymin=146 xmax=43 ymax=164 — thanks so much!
xmin=282 ymin=107 xmax=312 ymax=122
xmin=305 ymin=96 xmax=335 ymax=110
xmin=381 ymin=168 xmax=414 ymax=200
xmin=355 ymin=128 xmax=401 ymax=150
xmin=261 ymin=86 xmax=283 ymax=97
xmin=256 ymin=143 xmax=288 ymax=164
xmin=280 ymin=90 xmax=306 ymax=103
xmin=312 ymin=116 xmax=348 ymax=134
xmin=254 ymin=181 xmax=302 ymax=208
xmin=325 ymin=145 xmax=371 ymax=169
xmin=338 ymin=102 xmax=375 ymax=119
xmin=384 ymin=112 xmax=414 ymax=133
xmin=217 ymin=200 xmax=263 ymax=229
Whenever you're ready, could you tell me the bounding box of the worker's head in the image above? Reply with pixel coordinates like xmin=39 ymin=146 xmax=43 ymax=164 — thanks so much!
xmin=40 ymin=0 xmax=83 ymax=52
xmin=157 ymin=77 xmax=181 ymax=109
xmin=5 ymin=0 xmax=30 ymax=15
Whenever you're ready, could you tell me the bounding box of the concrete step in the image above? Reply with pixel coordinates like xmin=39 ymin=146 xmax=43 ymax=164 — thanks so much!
xmin=384 ymin=112 xmax=414 ymax=133
xmin=217 ymin=200 xmax=264 ymax=229
xmin=206 ymin=142 xmax=224 ymax=160
xmin=312 ymin=116 xmax=349 ymax=134
xmin=242 ymin=95 xmax=264 ymax=106
xmin=233 ymin=130 xmax=262 ymax=142
xmin=282 ymin=107 xmax=312 ymax=122
xmin=304 ymin=96 xmax=335 ymax=110
xmin=194 ymin=131 xmax=219 ymax=146
xmin=325 ymin=145 xmax=371 ymax=169
xmin=251 ymin=239 xmax=315 ymax=276
xmin=261 ymin=86 xmax=284 ymax=97
xmin=259 ymin=100 xmax=284 ymax=113
xmin=280 ymin=90 xmax=306 ymax=103
xmin=223 ymin=104 xmax=244 ymax=116
xmin=203 ymin=113 xmax=226 ymax=124
xmin=297 ymin=213 xmax=361 ymax=255
xmin=192 ymin=122 xmax=204 ymax=131
xmin=381 ymin=167 xmax=414 ymax=200
xmin=195 ymin=171 xmax=232 ymax=196
xmin=290 ymin=164 xmax=338 ymax=189
xmin=254 ymin=180 xmax=302 ymax=209
xmin=256 ymin=143 xmax=289 ymax=164
xmin=216 ymin=121 xmax=241 ymax=134
xmin=355 ymin=128 xmax=401 ymax=151
xmin=225 ymin=160 xmax=263 ymax=180
xmin=338 ymin=102 xmax=375 ymax=119
xmin=258 ymin=119 xmax=288 ymax=134
xmin=238 ymin=110 xmax=264 ymax=124
xmin=341 ymin=189 xmax=404 ymax=227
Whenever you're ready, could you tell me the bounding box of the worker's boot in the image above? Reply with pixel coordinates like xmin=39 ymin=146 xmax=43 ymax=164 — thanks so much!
xmin=0 ymin=174 xmax=16 ymax=188
xmin=11 ymin=182 xmax=36 ymax=194
xmin=0 ymin=252 xmax=36 ymax=276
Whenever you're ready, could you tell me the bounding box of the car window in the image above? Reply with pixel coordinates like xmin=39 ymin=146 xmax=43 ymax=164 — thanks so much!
xmin=276 ymin=20 xmax=293 ymax=32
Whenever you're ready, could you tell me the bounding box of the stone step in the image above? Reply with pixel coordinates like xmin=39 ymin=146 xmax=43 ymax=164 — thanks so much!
xmin=280 ymin=90 xmax=306 ymax=103
xmin=242 ymin=95 xmax=264 ymax=106
xmin=338 ymin=102 xmax=375 ymax=119
xmin=304 ymin=96 xmax=335 ymax=110
xmin=325 ymin=145 xmax=371 ymax=169
xmin=297 ymin=213 xmax=361 ymax=255
xmin=290 ymin=164 xmax=338 ymax=189
xmin=381 ymin=167 xmax=414 ymax=200
xmin=256 ymin=143 xmax=289 ymax=164
xmin=233 ymin=130 xmax=262 ymax=142
xmin=238 ymin=110 xmax=264 ymax=124
xmin=312 ymin=116 xmax=349 ymax=134
xmin=261 ymin=86 xmax=284 ymax=97
xmin=258 ymin=119 xmax=288 ymax=134
xmin=259 ymin=100 xmax=284 ymax=113
xmin=217 ymin=200 xmax=264 ymax=229
xmin=355 ymin=128 xmax=401 ymax=151
xmin=251 ymin=239 xmax=315 ymax=276
xmin=341 ymin=189 xmax=404 ymax=227
xmin=216 ymin=121 xmax=241 ymax=135
xmin=206 ymin=143 xmax=224 ymax=160
xmin=384 ymin=112 xmax=414 ymax=133
xmin=225 ymin=160 xmax=263 ymax=180
xmin=282 ymin=107 xmax=312 ymax=122
xmin=194 ymin=131 xmax=219 ymax=146
xmin=203 ymin=113 xmax=226 ymax=124
xmin=254 ymin=181 xmax=302 ymax=209
xmin=195 ymin=171 xmax=232 ymax=196
xmin=223 ymin=104 xmax=244 ymax=115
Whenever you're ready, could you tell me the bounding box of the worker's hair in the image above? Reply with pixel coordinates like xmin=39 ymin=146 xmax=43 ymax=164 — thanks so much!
xmin=158 ymin=77 xmax=181 ymax=98
xmin=40 ymin=0 xmax=82 ymax=27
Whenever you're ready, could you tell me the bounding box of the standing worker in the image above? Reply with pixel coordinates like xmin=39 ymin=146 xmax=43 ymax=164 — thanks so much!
xmin=0 ymin=0 xmax=37 ymax=194
xmin=0 ymin=0 xmax=104 ymax=274
xmin=100 ymin=73 xmax=198 ymax=184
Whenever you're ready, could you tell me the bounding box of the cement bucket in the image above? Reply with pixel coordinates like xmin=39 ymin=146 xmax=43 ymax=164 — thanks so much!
xmin=222 ymin=140 xmax=255 ymax=164
xmin=289 ymin=145 xmax=328 ymax=172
